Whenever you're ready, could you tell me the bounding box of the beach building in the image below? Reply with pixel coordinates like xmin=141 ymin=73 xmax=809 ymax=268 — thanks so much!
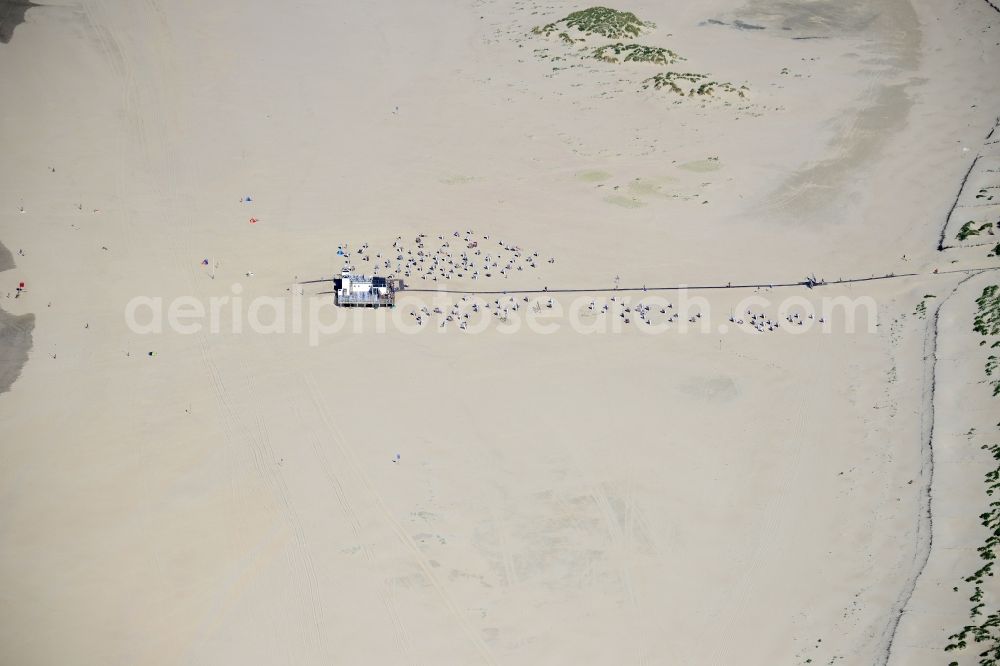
xmin=333 ymin=266 xmax=398 ymax=307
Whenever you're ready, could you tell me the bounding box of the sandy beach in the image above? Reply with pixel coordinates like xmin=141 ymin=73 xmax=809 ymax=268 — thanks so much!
xmin=1 ymin=0 xmax=999 ymax=664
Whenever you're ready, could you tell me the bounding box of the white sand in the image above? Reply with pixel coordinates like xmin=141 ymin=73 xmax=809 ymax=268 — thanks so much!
xmin=0 ymin=0 xmax=998 ymax=663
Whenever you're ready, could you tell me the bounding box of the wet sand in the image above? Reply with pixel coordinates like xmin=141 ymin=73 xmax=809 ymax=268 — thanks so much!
xmin=0 ymin=240 xmax=12 ymax=273
xmin=0 ymin=0 xmax=35 ymax=44
xmin=0 ymin=239 xmax=25 ymax=394
xmin=0 ymin=308 xmax=32 ymax=395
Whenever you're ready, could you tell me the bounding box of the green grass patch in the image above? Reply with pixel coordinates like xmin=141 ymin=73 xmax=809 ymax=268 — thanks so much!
xmin=958 ymin=221 xmax=995 ymax=242
xmin=593 ymin=43 xmax=683 ymax=65
xmin=533 ymin=6 xmax=652 ymax=39
xmin=577 ymin=170 xmax=612 ymax=182
xmin=945 ymin=285 xmax=1000 ymax=661
xmin=628 ymin=178 xmax=667 ymax=196
xmin=642 ymin=72 xmax=748 ymax=98
xmin=679 ymin=158 xmax=722 ymax=173
xmin=530 ymin=7 xmax=748 ymax=105
xmin=604 ymin=194 xmax=646 ymax=208
xmin=975 ymin=285 xmax=1000 ymax=337
xmin=565 ymin=7 xmax=651 ymax=38
xmin=945 ymin=441 xmax=1000 ymax=660
xmin=642 ymin=71 xmax=705 ymax=94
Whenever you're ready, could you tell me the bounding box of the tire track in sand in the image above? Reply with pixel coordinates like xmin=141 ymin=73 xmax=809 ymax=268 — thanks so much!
xmin=302 ymin=373 xmax=496 ymax=666
xmin=85 ymin=2 xmax=329 ymax=657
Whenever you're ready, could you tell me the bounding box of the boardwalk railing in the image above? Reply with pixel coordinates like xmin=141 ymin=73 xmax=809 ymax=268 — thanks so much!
xmin=302 ymin=266 xmax=999 ymax=300
xmin=335 ymin=292 xmax=394 ymax=308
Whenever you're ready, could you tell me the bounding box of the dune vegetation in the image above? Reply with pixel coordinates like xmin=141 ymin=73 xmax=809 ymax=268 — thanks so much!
xmin=642 ymin=72 xmax=748 ymax=98
xmin=945 ymin=285 xmax=1000 ymax=665
xmin=531 ymin=7 xmax=748 ymax=101
xmin=532 ymin=6 xmax=652 ymax=39
xmin=958 ymin=220 xmax=996 ymax=242
xmin=592 ymin=42 xmax=684 ymax=65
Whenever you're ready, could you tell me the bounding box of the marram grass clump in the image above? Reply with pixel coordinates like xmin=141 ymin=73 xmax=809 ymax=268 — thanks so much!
xmin=958 ymin=220 xmax=995 ymax=242
xmin=593 ymin=43 xmax=683 ymax=65
xmin=944 ymin=285 xmax=1000 ymax=663
xmin=642 ymin=72 xmax=748 ymax=98
xmin=974 ymin=285 xmax=1000 ymax=337
xmin=533 ymin=6 xmax=653 ymax=39
xmin=944 ymin=441 xmax=1000 ymax=662
xmin=529 ymin=7 xmax=749 ymax=104
xmin=565 ymin=7 xmax=652 ymax=37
